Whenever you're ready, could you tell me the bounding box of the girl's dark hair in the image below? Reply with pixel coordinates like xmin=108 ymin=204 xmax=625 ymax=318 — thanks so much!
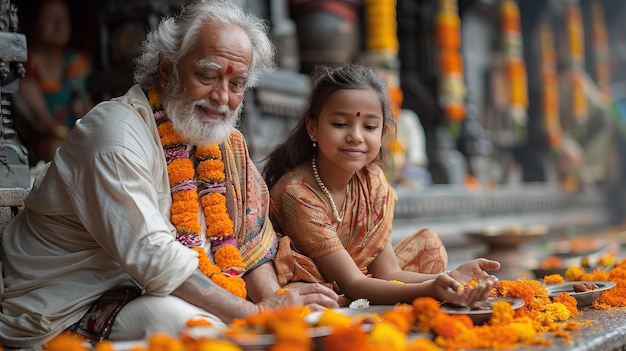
xmin=263 ymin=64 xmax=395 ymax=190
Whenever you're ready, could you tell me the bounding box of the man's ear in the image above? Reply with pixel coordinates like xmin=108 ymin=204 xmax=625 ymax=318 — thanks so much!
xmin=158 ymin=59 xmax=173 ymax=88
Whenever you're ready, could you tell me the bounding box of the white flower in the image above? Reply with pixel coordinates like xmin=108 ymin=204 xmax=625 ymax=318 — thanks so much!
xmin=349 ymin=298 xmax=370 ymax=309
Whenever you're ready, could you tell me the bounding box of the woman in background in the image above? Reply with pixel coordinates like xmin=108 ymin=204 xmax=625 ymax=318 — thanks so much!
xmin=15 ymin=0 xmax=92 ymax=164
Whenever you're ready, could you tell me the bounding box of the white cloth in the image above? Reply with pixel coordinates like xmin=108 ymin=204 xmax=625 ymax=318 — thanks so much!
xmin=109 ymin=295 xmax=226 ymax=341
xmin=0 ymin=85 xmax=198 ymax=348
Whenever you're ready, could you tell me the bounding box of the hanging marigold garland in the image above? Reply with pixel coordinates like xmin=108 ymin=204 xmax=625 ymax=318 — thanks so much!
xmin=538 ymin=22 xmax=563 ymax=149
xmin=435 ymin=0 xmax=466 ymax=138
xmin=590 ymin=0 xmax=611 ymax=103
xmin=149 ymin=89 xmax=246 ymax=299
xmin=500 ymin=0 xmax=528 ymax=144
xmin=363 ymin=0 xmax=406 ymax=179
xmin=565 ymin=0 xmax=588 ymax=126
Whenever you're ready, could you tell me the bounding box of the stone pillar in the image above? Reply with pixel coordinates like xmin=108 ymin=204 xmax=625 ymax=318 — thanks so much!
xmin=0 ymin=0 xmax=29 ymax=188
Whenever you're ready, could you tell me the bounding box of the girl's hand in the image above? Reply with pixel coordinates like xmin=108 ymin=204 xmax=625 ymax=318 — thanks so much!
xmin=431 ymin=272 xmax=499 ymax=307
xmin=450 ymin=258 xmax=500 ymax=283
xmin=442 ymin=258 xmax=501 ymax=304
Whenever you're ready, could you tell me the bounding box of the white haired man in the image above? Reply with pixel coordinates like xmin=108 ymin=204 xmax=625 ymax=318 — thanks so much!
xmin=0 ymin=0 xmax=338 ymax=347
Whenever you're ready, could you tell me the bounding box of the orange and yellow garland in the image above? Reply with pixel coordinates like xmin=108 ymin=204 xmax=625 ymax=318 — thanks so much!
xmin=435 ymin=0 xmax=466 ymax=136
xmin=565 ymin=0 xmax=588 ymax=125
xmin=149 ymin=89 xmax=246 ymax=299
xmin=500 ymin=0 xmax=528 ymax=144
xmin=538 ymin=22 xmax=563 ymax=149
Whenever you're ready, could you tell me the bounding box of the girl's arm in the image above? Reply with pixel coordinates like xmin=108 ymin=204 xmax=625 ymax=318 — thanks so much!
xmin=368 ymin=242 xmax=440 ymax=283
xmin=314 ymin=248 xmax=492 ymax=306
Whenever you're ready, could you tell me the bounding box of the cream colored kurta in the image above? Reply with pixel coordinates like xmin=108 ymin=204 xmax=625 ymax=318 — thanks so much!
xmin=0 ymin=85 xmax=198 ymax=347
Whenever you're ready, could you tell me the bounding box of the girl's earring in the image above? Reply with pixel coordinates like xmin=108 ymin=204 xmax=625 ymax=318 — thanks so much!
xmin=313 ymin=141 xmax=317 ymax=148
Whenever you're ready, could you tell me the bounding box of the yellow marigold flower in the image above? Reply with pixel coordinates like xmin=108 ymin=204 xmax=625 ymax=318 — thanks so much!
xmin=509 ymin=321 xmax=536 ymax=342
xmin=369 ymin=321 xmax=406 ymax=350
xmin=552 ymin=293 xmax=579 ymax=317
xmin=545 ymin=302 xmax=571 ymax=322
xmin=543 ymin=274 xmax=565 ymax=284
xmin=195 ymin=339 xmax=243 ymax=351
xmin=599 ymin=254 xmax=615 ymax=267
xmin=316 ymin=309 xmax=353 ymax=328
xmin=490 ymin=300 xmax=515 ymax=325
xmin=565 ymin=266 xmax=585 ymax=281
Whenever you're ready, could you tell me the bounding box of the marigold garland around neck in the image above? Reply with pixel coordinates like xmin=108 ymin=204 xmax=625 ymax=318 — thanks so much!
xmin=148 ymin=88 xmax=246 ymax=299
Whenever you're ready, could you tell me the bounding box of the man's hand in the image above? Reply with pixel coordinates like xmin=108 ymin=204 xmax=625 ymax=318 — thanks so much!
xmin=257 ymin=283 xmax=339 ymax=311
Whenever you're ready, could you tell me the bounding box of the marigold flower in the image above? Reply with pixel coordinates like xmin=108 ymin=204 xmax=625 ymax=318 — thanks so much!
xmin=149 ymin=332 xmax=186 ymax=351
xmin=196 ymin=145 xmax=222 ymax=160
xmin=214 ymin=245 xmax=245 ymax=270
xmin=543 ymin=274 xmax=565 ymax=284
xmin=369 ymin=321 xmax=406 ymax=350
xmin=565 ymin=266 xmax=585 ymax=281
xmin=381 ymin=304 xmax=414 ymax=333
xmin=545 ymin=302 xmax=571 ymax=322
xmin=412 ymin=296 xmax=443 ymax=333
xmin=154 ymin=87 xmax=246 ymax=299
xmin=431 ymin=313 xmax=467 ymax=338
xmin=316 ymin=309 xmax=353 ymax=328
xmin=552 ymin=293 xmax=579 ymax=317
xmin=324 ymin=325 xmax=374 ymax=351
xmin=43 ymin=332 xmax=88 ymax=351
xmin=490 ymin=300 xmax=515 ymax=325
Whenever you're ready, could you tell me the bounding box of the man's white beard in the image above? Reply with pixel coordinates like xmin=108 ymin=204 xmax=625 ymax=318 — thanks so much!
xmin=162 ymin=73 xmax=243 ymax=148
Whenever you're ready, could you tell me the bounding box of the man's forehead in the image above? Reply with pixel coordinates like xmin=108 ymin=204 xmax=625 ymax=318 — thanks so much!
xmin=195 ymin=59 xmax=250 ymax=78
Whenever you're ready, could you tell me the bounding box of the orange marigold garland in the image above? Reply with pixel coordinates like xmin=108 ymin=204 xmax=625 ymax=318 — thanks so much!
xmin=149 ymin=89 xmax=246 ymax=299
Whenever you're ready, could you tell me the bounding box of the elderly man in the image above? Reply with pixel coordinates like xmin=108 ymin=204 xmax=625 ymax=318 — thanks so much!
xmin=0 ymin=0 xmax=338 ymax=347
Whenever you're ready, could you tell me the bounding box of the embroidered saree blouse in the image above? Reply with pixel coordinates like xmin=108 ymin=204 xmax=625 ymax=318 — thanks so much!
xmin=270 ymin=163 xmax=397 ymax=286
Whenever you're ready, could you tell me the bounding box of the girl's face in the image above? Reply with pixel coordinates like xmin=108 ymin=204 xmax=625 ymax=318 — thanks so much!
xmin=308 ymin=88 xmax=384 ymax=174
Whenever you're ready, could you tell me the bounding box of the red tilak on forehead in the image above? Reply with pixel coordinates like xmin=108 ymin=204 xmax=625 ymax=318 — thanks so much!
xmin=356 ymin=112 xmax=361 ymax=117
xmin=226 ymin=65 xmax=233 ymax=74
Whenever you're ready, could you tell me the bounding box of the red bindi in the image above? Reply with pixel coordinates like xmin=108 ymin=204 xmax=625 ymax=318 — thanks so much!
xmin=226 ymin=65 xmax=233 ymax=74
xmin=356 ymin=112 xmax=361 ymax=117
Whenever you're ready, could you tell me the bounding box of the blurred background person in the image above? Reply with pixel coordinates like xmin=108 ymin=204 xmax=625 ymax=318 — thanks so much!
xmin=13 ymin=0 xmax=92 ymax=165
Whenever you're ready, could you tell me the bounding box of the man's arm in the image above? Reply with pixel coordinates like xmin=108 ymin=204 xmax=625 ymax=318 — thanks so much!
xmin=243 ymin=261 xmax=282 ymax=303
xmin=171 ymin=270 xmax=258 ymax=323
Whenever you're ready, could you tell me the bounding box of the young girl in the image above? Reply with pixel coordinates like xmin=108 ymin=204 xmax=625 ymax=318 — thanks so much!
xmin=263 ymin=64 xmax=500 ymax=306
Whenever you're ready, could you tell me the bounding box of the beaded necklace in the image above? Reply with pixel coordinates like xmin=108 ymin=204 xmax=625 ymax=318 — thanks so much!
xmin=148 ymin=89 xmax=246 ymax=299
xmin=311 ymin=155 xmax=348 ymax=223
